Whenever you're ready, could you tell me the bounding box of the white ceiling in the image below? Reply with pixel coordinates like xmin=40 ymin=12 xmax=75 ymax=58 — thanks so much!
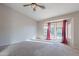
xmin=4 ymin=3 xmax=79 ymax=21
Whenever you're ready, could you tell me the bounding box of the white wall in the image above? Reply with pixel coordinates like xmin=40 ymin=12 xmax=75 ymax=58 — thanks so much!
xmin=0 ymin=4 xmax=37 ymax=46
xmin=37 ymin=11 xmax=79 ymax=49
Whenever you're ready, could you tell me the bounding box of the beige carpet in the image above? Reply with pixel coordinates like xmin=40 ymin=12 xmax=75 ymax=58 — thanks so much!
xmin=0 ymin=41 xmax=79 ymax=56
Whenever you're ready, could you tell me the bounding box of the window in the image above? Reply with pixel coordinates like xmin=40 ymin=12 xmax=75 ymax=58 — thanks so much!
xmin=67 ymin=21 xmax=71 ymax=41
xmin=44 ymin=24 xmax=48 ymax=39
xmin=57 ymin=27 xmax=62 ymax=39
xmin=44 ymin=21 xmax=63 ymax=42
xmin=50 ymin=23 xmax=55 ymax=39
xmin=56 ymin=22 xmax=62 ymax=40
xmin=44 ymin=20 xmax=71 ymax=43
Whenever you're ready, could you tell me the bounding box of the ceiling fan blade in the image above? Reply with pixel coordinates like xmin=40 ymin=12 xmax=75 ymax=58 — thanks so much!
xmin=36 ymin=4 xmax=45 ymax=9
xmin=23 ymin=4 xmax=31 ymax=7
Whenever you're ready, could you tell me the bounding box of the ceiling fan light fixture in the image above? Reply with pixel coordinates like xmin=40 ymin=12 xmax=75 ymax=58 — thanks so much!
xmin=31 ymin=4 xmax=37 ymax=11
xmin=23 ymin=3 xmax=45 ymax=11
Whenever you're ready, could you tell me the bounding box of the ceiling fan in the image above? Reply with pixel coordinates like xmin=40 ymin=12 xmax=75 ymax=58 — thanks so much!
xmin=23 ymin=3 xmax=45 ymax=11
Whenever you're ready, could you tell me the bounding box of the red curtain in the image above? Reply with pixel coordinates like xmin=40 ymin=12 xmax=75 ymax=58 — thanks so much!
xmin=47 ymin=22 xmax=51 ymax=40
xmin=62 ymin=20 xmax=68 ymax=44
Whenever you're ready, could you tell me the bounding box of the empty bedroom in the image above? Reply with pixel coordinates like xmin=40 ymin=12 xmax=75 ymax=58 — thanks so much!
xmin=0 ymin=3 xmax=79 ymax=56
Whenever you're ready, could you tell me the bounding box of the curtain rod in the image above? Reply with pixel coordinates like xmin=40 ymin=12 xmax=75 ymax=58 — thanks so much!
xmin=45 ymin=18 xmax=72 ymax=23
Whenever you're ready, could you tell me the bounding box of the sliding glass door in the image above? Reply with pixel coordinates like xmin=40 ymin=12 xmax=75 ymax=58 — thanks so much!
xmin=50 ymin=22 xmax=62 ymax=42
